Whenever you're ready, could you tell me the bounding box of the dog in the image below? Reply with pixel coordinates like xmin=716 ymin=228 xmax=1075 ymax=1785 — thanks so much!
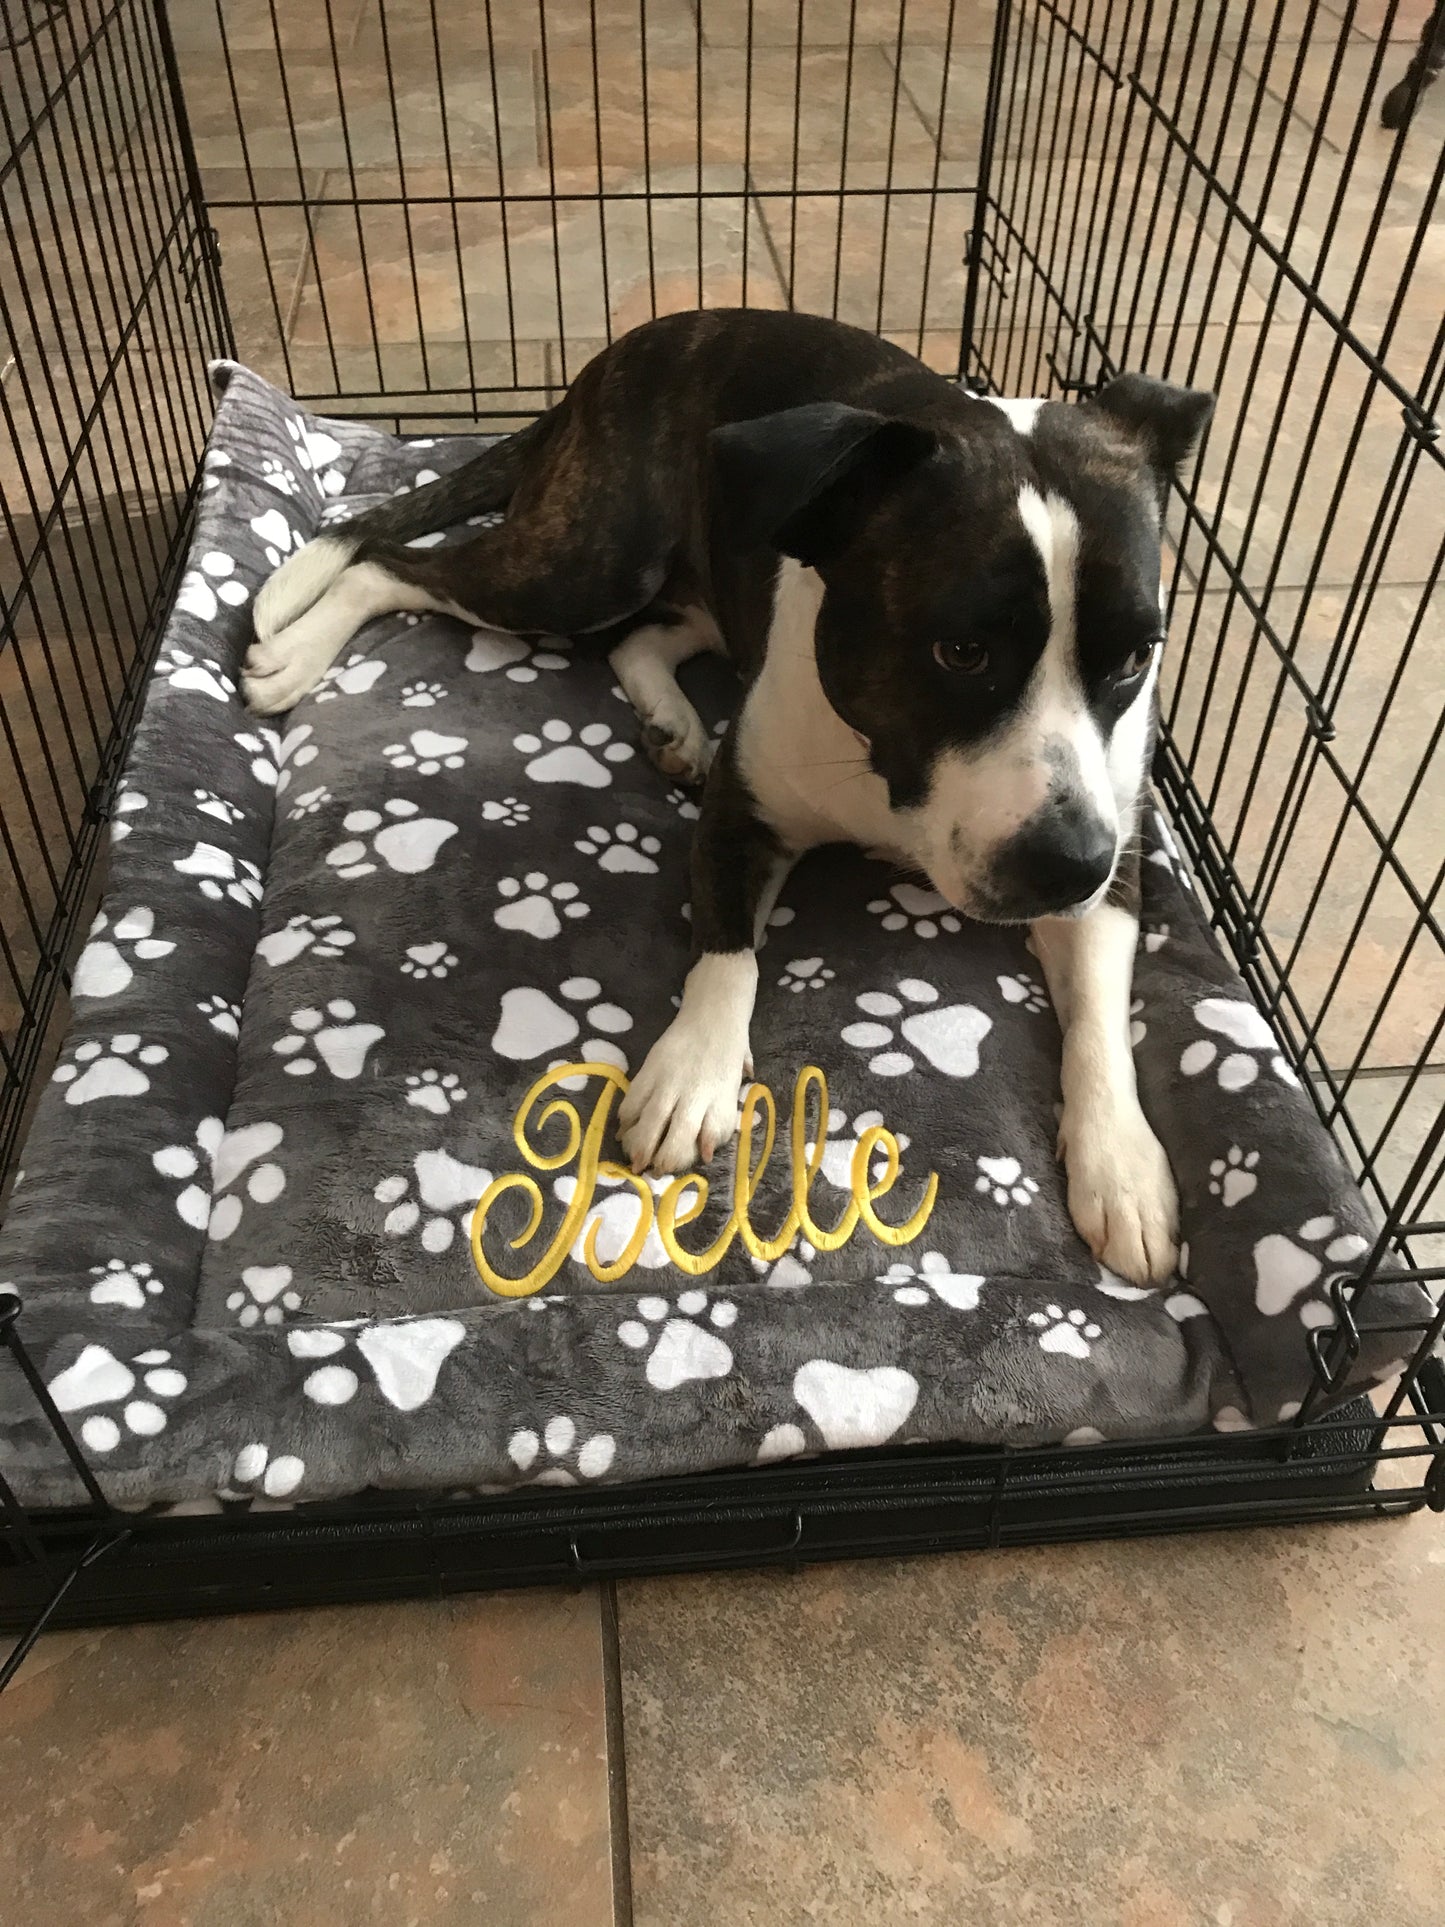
xmin=244 ymin=309 xmax=1212 ymax=1285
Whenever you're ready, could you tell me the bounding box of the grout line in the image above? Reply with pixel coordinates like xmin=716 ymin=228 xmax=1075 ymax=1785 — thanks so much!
xmin=600 ymin=1580 xmax=635 ymax=1927
xmin=748 ymin=166 xmax=794 ymax=307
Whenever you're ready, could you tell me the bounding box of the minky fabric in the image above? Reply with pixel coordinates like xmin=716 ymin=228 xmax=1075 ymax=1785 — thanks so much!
xmin=0 ymin=363 xmax=1426 ymax=1511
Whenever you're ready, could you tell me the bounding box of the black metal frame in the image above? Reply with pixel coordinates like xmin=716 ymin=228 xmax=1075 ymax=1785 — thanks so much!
xmin=3 ymin=0 xmax=1443 ymax=1679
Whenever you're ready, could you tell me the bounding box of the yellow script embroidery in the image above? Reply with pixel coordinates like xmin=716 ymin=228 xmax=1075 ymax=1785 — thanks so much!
xmin=471 ymin=1062 xmax=939 ymax=1298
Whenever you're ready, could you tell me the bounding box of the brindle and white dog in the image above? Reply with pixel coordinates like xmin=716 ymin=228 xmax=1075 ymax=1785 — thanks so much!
xmin=244 ymin=310 xmax=1212 ymax=1285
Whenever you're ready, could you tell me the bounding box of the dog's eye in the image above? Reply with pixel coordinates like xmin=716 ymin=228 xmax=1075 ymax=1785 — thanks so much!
xmin=933 ymin=639 xmax=989 ymax=675
xmin=1118 ymin=640 xmax=1158 ymax=681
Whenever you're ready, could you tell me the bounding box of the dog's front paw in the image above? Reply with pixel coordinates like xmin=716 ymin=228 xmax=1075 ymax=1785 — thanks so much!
xmin=1059 ymin=1099 xmax=1179 ymax=1286
xmin=640 ymin=694 xmax=714 ymax=787
xmin=617 ymin=1021 xmax=748 ymax=1173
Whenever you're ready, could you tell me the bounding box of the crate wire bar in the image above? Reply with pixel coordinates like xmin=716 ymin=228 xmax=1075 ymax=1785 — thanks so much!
xmin=1 ymin=0 xmax=1443 ymax=1668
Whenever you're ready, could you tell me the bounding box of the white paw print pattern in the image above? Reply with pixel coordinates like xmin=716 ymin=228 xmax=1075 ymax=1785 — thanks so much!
xmin=88 ymin=1258 xmax=163 ymax=1309
xmin=198 ymin=995 xmax=241 ymax=1039
xmin=228 ymin=1441 xmax=306 ymax=1500
xmin=842 ymin=978 xmax=993 ymax=1078
xmin=233 ymin=722 xmax=317 ymax=792
xmin=151 ymin=1117 xmax=285 ymax=1239
xmin=401 ymin=680 xmax=447 ymax=707
xmin=494 ymin=871 xmax=590 ymax=940
xmin=867 ymin=881 xmax=962 ymax=938
xmin=466 ymin=630 xmax=570 ymax=680
xmin=174 ymin=842 xmax=263 ymax=907
xmin=326 ymin=799 xmax=458 ymax=877
xmin=201 ymin=448 xmax=231 ymax=493
xmin=49 ymin=1343 xmax=189 ymax=1452
xmin=174 ymin=552 xmax=250 ymax=624
xmin=1028 ymin=1305 xmax=1103 ymax=1358
xmin=1210 ymin=1145 xmax=1260 ymax=1206
xmin=72 ymin=906 xmax=175 ymax=999
xmin=780 ymin=956 xmax=835 ymax=992
xmin=150 ymin=1116 xmax=224 ymax=1229
xmin=110 ymin=783 xmax=147 ymax=843
xmin=274 ymin=1000 xmax=384 ymax=1079
xmin=282 ymin=1316 xmax=466 ymax=1418
xmin=574 ymin=822 xmax=662 ymax=874
xmin=879 ymin=1251 xmax=984 ymax=1310
xmin=401 ymin=941 xmax=458 ymax=979
xmin=750 ymin=1237 xmax=815 ymax=1291
xmin=383 ymin=728 xmax=468 ymax=774
xmin=405 ymin=1070 xmax=467 ymax=1115
xmin=997 ymin=971 xmax=1048 ymax=1014
xmin=507 ymin=1415 xmax=616 ymax=1485
xmin=193 ymin=788 xmax=245 ymax=825
xmin=227 ymin=1263 xmax=302 ymax=1329
xmin=1129 ymin=996 xmax=1147 ymax=1049
xmin=1254 ymin=1214 xmax=1372 ymax=1322
xmin=156 ymin=645 xmax=236 ymax=702
xmin=492 ymin=977 xmax=633 ymax=1074
xmin=284 ymin=416 xmax=346 ymax=494
xmin=481 ymin=795 xmax=531 ymax=826
xmin=514 ymin=720 xmax=634 ymax=788
xmin=808 ymin=1107 xmax=910 ymax=1190
xmin=250 ymin=505 xmax=304 ymax=568
xmin=617 ymin=1291 xmax=737 ymax=1390
xmin=375 ymin=1149 xmax=492 ymax=1253
xmin=256 ymin=913 xmax=356 ymax=967
xmin=666 ymin=787 xmax=700 ymax=820
xmin=1181 ymin=997 xmax=1301 ymax=1091
xmin=1144 ymin=921 xmax=1170 ymax=953
xmin=552 ymin=1170 xmax=673 ymax=1271
xmin=259 ymin=456 xmax=299 ymax=495
xmin=51 ymin=1033 xmax=167 ymax=1105
xmin=315 ymin=652 xmax=388 ymax=701
xmin=975 ymin=1154 xmax=1040 ymax=1207
xmin=287 ymin=785 xmax=331 ymax=819
xmin=209 ymin=1121 xmax=287 ymax=1241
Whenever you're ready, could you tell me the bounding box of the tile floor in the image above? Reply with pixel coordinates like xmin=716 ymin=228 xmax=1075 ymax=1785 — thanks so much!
xmin=3 ymin=0 xmax=1444 ymax=1918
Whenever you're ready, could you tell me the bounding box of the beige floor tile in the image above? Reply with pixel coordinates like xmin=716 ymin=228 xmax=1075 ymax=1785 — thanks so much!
xmin=354 ymin=0 xmax=700 ymax=57
xmin=521 ymin=42 xmax=943 ymax=197
xmin=166 ymin=0 xmax=370 ymax=56
xmin=1314 ymin=1066 xmax=1445 ymax=1275
xmin=288 ymin=166 xmax=787 ymax=357
xmin=1223 ymin=42 xmax=1444 ymax=338
xmin=696 ymin=0 xmax=1000 ymax=50
xmin=619 ymin=1516 xmax=1445 ymax=1927
xmin=1338 ymin=0 xmax=1441 ymax=41
xmin=1163 ymin=581 xmax=1445 ymax=1075
xmin=0 ymin=1592 xmax=618 ymax=1926
xmin=180 ymin=41 xmax=526 ymax=181
xmin=756 ymin=174 xmax=973 ymax=335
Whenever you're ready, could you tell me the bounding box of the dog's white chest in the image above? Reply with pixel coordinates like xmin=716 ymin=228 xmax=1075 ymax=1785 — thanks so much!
xmin=735 ymin=560 xmax=904 ymax=858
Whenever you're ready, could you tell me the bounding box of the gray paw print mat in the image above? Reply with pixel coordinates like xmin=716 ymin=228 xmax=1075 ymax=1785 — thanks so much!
xmin=0 ymin=364 xmax=1427 ymax=1512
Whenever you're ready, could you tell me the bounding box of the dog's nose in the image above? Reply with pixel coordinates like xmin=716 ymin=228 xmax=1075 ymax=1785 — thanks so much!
xmin=1009 ymin=810 xmax=1115 ymax=910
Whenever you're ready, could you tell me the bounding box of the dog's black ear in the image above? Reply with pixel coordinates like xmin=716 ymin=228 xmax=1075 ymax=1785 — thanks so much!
xmin=1088 ymin=373 xmax=1214 ymax=475
xmin=709 ymin=403 xmax=936 ymax=564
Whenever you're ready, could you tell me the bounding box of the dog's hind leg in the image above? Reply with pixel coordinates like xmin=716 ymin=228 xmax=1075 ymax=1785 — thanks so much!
xmin=609 ymin=608 xmax=727 ymax=786
xmin=242 ymin=561 xmax=462 ymax=715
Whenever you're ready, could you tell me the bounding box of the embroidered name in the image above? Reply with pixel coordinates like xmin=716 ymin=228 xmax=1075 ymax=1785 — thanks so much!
xmin=471 ymin=1062 xmax=938 ymax=1297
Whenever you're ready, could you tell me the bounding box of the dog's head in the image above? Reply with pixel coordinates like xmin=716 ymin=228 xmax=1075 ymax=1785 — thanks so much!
xmin=712 ymin=376 xmax=1213 ymax=922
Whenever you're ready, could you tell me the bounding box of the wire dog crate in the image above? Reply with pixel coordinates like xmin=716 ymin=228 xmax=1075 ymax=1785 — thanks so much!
xmin=2 ymin=0 xmax=1443 ymax=1673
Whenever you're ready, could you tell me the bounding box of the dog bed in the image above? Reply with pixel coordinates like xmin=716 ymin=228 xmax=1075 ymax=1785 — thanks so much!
xmin=0 ymin=363 xmax=1426 ymax=1512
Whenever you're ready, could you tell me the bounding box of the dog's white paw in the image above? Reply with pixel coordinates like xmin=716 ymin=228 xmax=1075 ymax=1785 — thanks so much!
xmin=1060 ymin=1099 xmax=1178 ymax=1286
xmin=242 ymin=631 xmax=333 ymax=714
xmin=640 ymin=692 xmax=714 ymax=787
xmin=617 ymin=1021 xmax=748 ymax=1173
